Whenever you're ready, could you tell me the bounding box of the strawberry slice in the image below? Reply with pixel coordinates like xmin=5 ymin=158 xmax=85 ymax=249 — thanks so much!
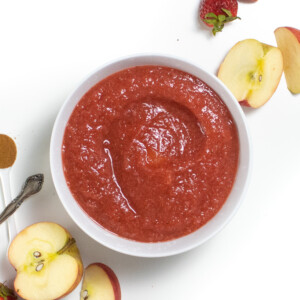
xmin=199 ymin=0 xmax=240 ymax=35
xmin=0 ymin=283 xmax=17 ymax=300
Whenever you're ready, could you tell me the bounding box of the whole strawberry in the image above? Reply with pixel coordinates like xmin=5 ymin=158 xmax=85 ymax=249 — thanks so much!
xmin=199 ymin=0 xmax=240 ymax=35
xmin=0 ymin=283 xmax=17 ymax=300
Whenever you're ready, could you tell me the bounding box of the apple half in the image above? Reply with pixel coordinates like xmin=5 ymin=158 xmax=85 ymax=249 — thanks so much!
xmin=218 ymin=39 xmax=283 ymax=108
xmin=8 ymin=222 xmax=83 ymax=300
xmin=80 ymin=263 xmax=121 ymax=300
xmin=275 ymin=27 xmax=300 ymax=94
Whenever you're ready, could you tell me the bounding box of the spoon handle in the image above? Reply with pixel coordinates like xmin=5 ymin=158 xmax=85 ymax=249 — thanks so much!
xmin=0 ymin=169 xmax=17 ymax=242
xmin=0 ymin=197 xmax=20 ymax=226
xmin=0 ymin=174 xmax=44 ymax=233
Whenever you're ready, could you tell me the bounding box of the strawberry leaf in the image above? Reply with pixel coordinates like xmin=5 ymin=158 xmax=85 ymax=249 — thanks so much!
xmin=205 ymin=12 xmax=218 ymax=19
xmin=218 ymin=15 xmax=226 ymax=22
xmin=225 ymin=16 xmax=241 ymax=22
xmin=221 ymin=8 xmax=232 ymax=17
xmin=212 ymin=23 xmax=224 ymax=35
xmin=204 ymin=19 xmax=218 ymax=25
xmin=0 ymin=283 xmax=16 ymax=298
xmin=203 ymin=7 xmax=241 ymax=35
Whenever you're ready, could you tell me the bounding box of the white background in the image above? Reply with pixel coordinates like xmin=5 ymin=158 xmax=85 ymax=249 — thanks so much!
xmin=1 ymin=0 xmax=300 ymax=299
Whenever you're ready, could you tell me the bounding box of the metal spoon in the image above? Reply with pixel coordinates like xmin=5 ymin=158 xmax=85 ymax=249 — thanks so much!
xmin=0 ymin=174 xmax=44 ymax=225
xmin=0 ymin=135 xmax=18 ymax=242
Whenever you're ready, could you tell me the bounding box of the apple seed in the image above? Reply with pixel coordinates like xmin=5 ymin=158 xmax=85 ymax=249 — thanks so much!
xmin=35 ymin=263 xmax=44 ymax=272
xmin=33 ymin=251 xmax=41 ymax=258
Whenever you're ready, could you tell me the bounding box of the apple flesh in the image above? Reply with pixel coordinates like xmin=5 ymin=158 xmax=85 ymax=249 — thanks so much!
xmin=218 ymin=39 xmax=283 ymax=108
xmin=275 ymin=27 xmax=300 ymax=94
xmin=80 ymin=263 xmax=121 ymax=300
xmin=8 ymin=222 xmax=83 ymax=300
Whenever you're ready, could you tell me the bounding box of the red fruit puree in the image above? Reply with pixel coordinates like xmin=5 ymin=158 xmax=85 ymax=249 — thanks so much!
xmin=62 ymin=66 xmax=239 ymax=242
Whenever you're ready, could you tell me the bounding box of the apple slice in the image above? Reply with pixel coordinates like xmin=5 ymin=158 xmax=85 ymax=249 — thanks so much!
xmin=80 ymin=263 xmax=121 ymax=300
xmin=8 ymin=222 xmax=83 ymax=300
xmin=274 ymin=27 xmax=300 ymax=94
xmin=218 ymin=39 xmax=283 ymax=108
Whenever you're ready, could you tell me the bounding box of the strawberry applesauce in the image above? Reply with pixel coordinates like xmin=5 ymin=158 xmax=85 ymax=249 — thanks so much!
xmin=62 ymin=66 xmax=239 ymax=242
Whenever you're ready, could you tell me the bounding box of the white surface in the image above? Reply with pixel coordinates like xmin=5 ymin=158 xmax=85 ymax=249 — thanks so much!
xmin=0 ymin=0 xmax=299 ymax=299
xmin=50 ymin=54 xmax=252 ymax=257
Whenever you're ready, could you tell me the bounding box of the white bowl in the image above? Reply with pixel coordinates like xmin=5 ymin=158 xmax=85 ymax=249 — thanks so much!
xmin=50 ymin=54 xmax=252 ymax=257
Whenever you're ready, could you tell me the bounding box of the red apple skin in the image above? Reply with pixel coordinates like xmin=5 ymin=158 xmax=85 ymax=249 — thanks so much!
xmin=59 ymin=269 xmax=83 ymax=300
xmin=91 ymin=263 xmax=121 ymax=300
xmin=285 ymin=27 xmax=300 ymax=42
xmin=52 ymin=225 xmax=84 ymax=300
xmin=275 ymin=26 xmax=300 ymax=94
xmin=239 ymin=100 xmax=251 ymax=107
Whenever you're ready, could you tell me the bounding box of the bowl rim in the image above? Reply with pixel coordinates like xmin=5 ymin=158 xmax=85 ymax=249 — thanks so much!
xmin=50 ymin=53 xmax=252 ymax=257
